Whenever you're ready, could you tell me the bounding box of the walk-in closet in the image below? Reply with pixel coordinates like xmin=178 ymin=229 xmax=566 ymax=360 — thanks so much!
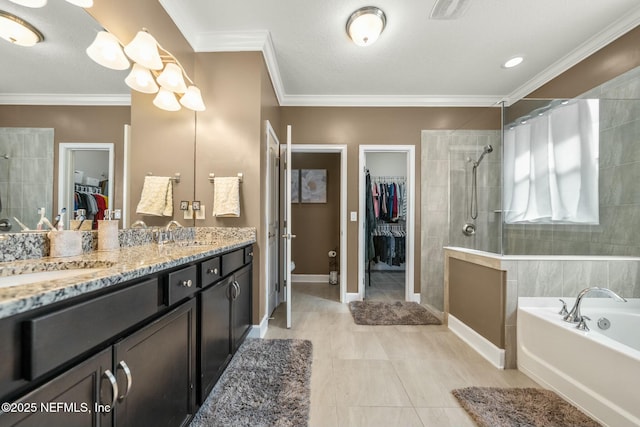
xmin=364 ymin=152 xmax=407 ymax=301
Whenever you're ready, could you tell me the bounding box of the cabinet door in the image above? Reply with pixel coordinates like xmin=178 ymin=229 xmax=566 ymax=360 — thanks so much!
xmin=113 ymin=300 xmax=196 ymax=427
xmin=0 ymin=347 xmax=113 ymax=427
xmin=198 ymin=278 xmax=231 ymax=403
xmin=231 ymin=264 xmax=252 ymax=352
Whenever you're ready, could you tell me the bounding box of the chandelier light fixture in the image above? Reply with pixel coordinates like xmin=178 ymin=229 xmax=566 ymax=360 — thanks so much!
xmin=346 ymin=6 xmax=386 ymax=47
xmin=0 ymin=10 xmax=44 ymax=46
xmin=86 ymin=28 xmax=206 ymax=112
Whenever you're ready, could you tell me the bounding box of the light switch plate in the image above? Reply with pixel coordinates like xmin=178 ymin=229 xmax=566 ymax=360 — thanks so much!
xmin=350 ymin=211 xmax=357 ymax=221
xmin=195 ymin=207 xmax=205 ymax=220
xmin=183 ymin=206 xmax=193 ymax=220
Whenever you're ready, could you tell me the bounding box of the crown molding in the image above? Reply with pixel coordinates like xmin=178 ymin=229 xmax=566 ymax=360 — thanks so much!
xmin=0 ymin=94 xmax=131 ymax=106
xmin=279 ymin=94 xmax=503 ymax=107
xmin=503 ymin=6 xmax=640 ymax=105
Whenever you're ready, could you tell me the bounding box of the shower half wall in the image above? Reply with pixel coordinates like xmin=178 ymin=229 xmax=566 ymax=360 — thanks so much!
xmin=421 ymin=129 xmax=501 ymax=312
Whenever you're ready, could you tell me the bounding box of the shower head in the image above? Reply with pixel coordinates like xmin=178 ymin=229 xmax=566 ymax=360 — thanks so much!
xmin=472 ymin=145 xmax=493 ymax=167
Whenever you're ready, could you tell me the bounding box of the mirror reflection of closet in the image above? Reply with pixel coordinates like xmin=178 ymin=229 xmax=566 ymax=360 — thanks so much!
xmin=365 ymin=152 xmax=407 ymax=301
xmin=58 ymin=143 xmax=114 ymax=230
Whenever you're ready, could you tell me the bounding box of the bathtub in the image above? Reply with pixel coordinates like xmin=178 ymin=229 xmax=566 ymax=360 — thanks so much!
xmin=518 ymin=297 xmax=640 ymax=427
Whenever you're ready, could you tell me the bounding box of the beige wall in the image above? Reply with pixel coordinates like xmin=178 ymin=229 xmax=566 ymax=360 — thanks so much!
xmin=291 ymin=153 xmax=341 ymax=275
xmin=0 ymin=105 xmax=130 ymax=215
xmin=280 ymin=107 xmax=501 ymax=294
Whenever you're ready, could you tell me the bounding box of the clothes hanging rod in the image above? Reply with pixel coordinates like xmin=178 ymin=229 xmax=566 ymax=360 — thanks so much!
xmin=147 ymin=172 xmax=180 ymax=183
xmin=208 ymin=173 xmax=243 ymax=183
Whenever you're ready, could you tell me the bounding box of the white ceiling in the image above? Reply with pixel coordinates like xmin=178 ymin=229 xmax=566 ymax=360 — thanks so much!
xmin=1 ymin=0 xmax=640 ymax=107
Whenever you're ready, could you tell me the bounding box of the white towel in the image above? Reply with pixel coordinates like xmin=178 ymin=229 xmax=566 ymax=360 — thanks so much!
xmin=136 ymin=176 xmax=173 ymax=216
xmin=213 ymin=177 xmax=240 ymax=217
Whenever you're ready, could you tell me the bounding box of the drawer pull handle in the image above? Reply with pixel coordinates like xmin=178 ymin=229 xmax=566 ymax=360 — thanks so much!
xmin=117 ymin=360 xmax=133 ymax=400
xmin=181 ymin=279 xmax=193 ymax=287
xmin=207 ymin=268 xmax=218 ymax=275
xmin=102 ymin=369 xmax=119 ymax=407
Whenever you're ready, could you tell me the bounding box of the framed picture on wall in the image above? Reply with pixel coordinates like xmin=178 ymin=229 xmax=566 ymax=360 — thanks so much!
xmin=301 ymin=169 xmax=327 ymax=203
xmin=291 ymin=169 xmax=300 ymax=203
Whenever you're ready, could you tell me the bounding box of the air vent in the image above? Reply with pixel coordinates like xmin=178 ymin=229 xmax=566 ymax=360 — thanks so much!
xmin=429 ymin=0 xmax=471 ymax=20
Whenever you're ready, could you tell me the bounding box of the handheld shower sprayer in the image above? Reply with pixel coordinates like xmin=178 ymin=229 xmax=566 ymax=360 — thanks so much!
xmin=468 ymin=145 xmax=494 ymax=220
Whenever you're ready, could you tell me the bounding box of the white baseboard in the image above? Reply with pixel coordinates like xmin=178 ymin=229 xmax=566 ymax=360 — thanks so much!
xmin=249 ymin=314 xmax=269 ymax=338
xmin=410 ymin=293 xmax=421 ymax=303
xmin=448 ymin=314 xmax=505 ymax=369
xmin=292 ymin=274 xmax=330 ymax=283
xmin=345 ymin=292 xmax=361 ymax=303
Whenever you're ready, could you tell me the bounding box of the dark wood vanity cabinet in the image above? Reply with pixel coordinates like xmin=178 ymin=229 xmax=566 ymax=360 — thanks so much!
xmin=198 ymin=249 xmax=253 ymax=403
xmin=0 ymin=243 xmax=253 ymax=427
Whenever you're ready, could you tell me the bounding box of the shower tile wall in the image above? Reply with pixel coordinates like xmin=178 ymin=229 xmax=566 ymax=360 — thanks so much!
xmin=0 ymin=128 xmax=54 ymax=232
xmin=421 ymin=130 xmax=501 ymax=312
xmin=503 ymin=66 xmax=640 ymax=256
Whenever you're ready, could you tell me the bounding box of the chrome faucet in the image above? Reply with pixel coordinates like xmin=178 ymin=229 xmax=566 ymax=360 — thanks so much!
xmin=563 ymin=287 xmax=627 ymax=324
xmin=165 ymin=220 xmax=183 ymax=232
xmin=131 ymin=220 xmax=147 ymax=229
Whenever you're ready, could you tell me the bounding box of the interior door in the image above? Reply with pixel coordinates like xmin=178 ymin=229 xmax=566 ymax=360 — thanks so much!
xmin=282 ymin=125 xmax=294 ymax=328
xmin=266 ymin=121 xmax=280 ymax=317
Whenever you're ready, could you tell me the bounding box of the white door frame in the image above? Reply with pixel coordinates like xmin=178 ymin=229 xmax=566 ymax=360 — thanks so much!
xmin=58 ymin=142 xmax=115 ymax=229
xmin=290 ymin=144 xmax=348 ymax=303
xmin=358 ymin=145 xmax=417 ymax=302
xmin=263 ymin=120 xmax=280 ymax=333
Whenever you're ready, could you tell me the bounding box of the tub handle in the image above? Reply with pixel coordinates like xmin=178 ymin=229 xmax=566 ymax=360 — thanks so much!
xmin=558 ymin=299 xmax=569 ymax=316
xmin=576 ymin=315 xmax=591 ymax=331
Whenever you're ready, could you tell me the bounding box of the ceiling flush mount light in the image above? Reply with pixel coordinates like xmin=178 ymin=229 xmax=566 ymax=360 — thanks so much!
xmin=346 ymin=6 xmax=386 ymax=47
xmin=87 ymin=28 xmax=206 ymax=112
xmin=503 ymin=56 xmax=524 ymax=69
xmin=8 ymin=0 xmax=94 ymax=8
xmin=0 ymin=10 xmax=44 ymax=47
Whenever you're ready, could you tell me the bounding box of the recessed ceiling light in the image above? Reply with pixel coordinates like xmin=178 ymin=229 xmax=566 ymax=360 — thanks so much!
xmin=503 ymin=56 xmax=524 ymax=69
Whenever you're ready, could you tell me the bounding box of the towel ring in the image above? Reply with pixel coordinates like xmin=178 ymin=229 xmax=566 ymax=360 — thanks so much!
xmin=147 ymin=172 xmax=181 ymax=183
xmin=208 ymin=173 xmax=243 ymax=183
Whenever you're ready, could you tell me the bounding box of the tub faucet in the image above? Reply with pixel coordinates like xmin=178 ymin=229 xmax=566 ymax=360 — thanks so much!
xmin=563 ymin=287 xmax=627 ymax=324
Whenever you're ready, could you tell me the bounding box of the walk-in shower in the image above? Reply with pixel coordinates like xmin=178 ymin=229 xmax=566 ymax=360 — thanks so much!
xmin=462 ymin=145 xmax=493 ymax=236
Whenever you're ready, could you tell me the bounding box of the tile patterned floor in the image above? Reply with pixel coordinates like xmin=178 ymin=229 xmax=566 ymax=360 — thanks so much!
xmin=265 ymin=283 xmax=540 ymax=427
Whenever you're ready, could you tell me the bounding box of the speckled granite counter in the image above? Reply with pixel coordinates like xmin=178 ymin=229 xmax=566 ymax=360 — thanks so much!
xmin=0 ymin=228 xmax=256 ymax=320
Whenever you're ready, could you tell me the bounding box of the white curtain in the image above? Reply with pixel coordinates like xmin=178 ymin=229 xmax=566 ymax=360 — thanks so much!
xmin=503 ymin=99 xmax=599 ymax=224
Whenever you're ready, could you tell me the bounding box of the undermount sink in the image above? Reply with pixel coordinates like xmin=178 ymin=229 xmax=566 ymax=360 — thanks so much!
xmin=0 ymin=261 xmax=115 ymax=289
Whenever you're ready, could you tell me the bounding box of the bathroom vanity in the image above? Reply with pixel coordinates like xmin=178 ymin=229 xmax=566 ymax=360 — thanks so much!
xmin=0 ymin=231 xmax=255 ymax=427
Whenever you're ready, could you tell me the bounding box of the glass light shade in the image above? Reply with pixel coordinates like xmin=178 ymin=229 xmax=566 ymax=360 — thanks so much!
xmin=125 ymin=63 xmax=159 ymax=94
xmin=86 ymin=31 xmax=129 ymax=70
xmin=7 ymin=0 xmax=47 ymax=8
xmin=153 ymin=88 xmax=181 ymax=111
xmin=0 ymin=11 xmax=44 ymax=47
xmin=157 ymin=63 xmax=187 ymax=93
xmin=180 ymin=86 xmax=206 ymax=111
xmin=124 ymin=31 xmax=163 ymax=70
xmin=346 ymin=7 xmax=386 ymax=47
xmin=65 ymin=0 xmax=93 ymax=7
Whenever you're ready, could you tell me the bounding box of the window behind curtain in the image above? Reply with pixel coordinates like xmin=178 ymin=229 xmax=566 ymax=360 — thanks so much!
xmin=503 ymin=99 xmax=599 ymax=224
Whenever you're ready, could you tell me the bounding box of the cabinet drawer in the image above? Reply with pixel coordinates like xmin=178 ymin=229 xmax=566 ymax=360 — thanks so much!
xmin=244 ymin=246 xmax=254 ymax=264
xmin=25 ymin=278 xmax=159 ymax=380
xmin=221 ymin=249 xmax=244 ymax=276
xmin=166 ymin=264 xmax=198 ymax=305
xmin=200 ymin=257 xmax=221 ymax=288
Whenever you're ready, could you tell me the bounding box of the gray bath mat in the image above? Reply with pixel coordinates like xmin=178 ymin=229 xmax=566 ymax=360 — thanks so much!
xmin=348 ymin=300 xmax=442 ymax=325
xmin=190 ymin=338 xmax=313 ymax=427
xmin=452 ymin=387 xmax=602 ymax=427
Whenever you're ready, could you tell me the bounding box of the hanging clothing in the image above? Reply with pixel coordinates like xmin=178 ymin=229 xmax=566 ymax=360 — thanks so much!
xmin=365 ymin=171 xmax=376 ymax=262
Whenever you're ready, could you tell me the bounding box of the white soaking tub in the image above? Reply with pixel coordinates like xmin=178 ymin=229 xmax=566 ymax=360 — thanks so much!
xmin=518 ymin=297 xmax=640 ymax=427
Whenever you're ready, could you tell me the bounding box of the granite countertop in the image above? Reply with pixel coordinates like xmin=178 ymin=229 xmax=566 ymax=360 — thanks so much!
xmin=0 ymin=232 xmax=256 ymax=320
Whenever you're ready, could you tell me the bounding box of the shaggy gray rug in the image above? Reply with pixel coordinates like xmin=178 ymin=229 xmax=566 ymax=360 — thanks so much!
xmin=190 ymin=338 xmax=313 ymax=427
xmin=348 ymin=301 xmax=442 ymax=325
xmin=452 ymin=387 xmax=602 ymax=427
